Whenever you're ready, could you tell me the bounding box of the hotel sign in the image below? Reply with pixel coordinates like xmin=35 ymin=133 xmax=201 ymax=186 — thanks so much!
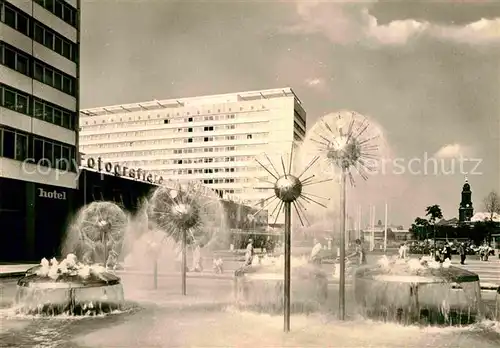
xmin=81 ymin=156 xmax=164 ymax=185
xmin=38 ymin=188 xmax=67 ymax=200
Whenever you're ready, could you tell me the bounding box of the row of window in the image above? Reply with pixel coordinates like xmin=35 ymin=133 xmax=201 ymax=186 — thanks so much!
xmin=79 ymin=123 xmax=269 ymax=141
xmin=82 ymin=103 xmax=270 ymax=123
xmin=90 ymin=144 xmax=266 ymax=159
xmin=117 ymin=156 xmax=247 ymax=168
xmin=0 ymin=125 xmax=77 ymax=171
xmin=0 ymin=83 xmax=76 ymax=130
xmin=34 ymin=0 xmax=77 ymax=27
xmin=82 ymin=112 xmax=243 ymax=127
xmin=1 ymin=1 xmax=77 ymax=61
xmin=294 ymin=109 xmax=306 ymax=128
xmin=0 ymin=42 xmax=76 ymax=96
xmin=294 ymin=121 xmax=306 ymax=137
xmin=172 ymin=166 xmax=262 ymax=175
xmin=82 ymin=133 xmax=267 ymax=149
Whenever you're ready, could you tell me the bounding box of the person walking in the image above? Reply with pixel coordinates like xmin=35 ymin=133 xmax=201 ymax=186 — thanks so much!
xmin=310 ymin=238 xmax=323 ymax=265
xmin=191 ymin=242 xmax=203 ymax=272
xmin=458 ymin=242 xmax=466 ymax=265
xmin=244 ymin=238 xmax=254 ymax=266
xmin=347 ymin=239 xmax=366 ymax=266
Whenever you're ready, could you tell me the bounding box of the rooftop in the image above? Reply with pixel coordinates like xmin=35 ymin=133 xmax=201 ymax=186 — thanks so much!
xmin=81 ymin=87 xmax=301 ymax=117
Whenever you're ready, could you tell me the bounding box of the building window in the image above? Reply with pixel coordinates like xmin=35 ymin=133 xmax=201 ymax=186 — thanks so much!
xmin=0 ymin=43 xmax=76 ymax=97
xmin=33 ymin=61 xmax=76 ymax=96
xmin=2 ymin=129 xmax=15 ymax=159
xmin=15 ymin=133 xmax=28 ymax=160
xmin=0 ymin=84 xmax=29 ymax=114
xmin=33 ymin=23 xmax=76 ymax=61
xmin=1 ymin=2 xmax=29 ymax=36
xmin=0 ymin=84 xmax=75 ymax=130
xmin=34 ymin=0 xmax=77 ymax=27
xmin=0 ymin=43 xmax=30 ymax=75
xmin=0 ymin=125 xmax=76 ymax=171
xmin=1 ymin=3 xmax=76 ymax=61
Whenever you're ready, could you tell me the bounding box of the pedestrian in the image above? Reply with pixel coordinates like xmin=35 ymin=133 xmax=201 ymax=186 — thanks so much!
xmin=458 ymin=242 xmax=466 ymax=265
xmin=213 ymin=257 xmax=223 ymax=274
xmin=191 ymin=241 xmax=203 ymax=272
xmin=347 ymin=239 xmax=366 ymax=266
xmin=310 ymin=238 xmax=323 ymax=265
xmin=244 ymin=238 xmax=254 ymax=266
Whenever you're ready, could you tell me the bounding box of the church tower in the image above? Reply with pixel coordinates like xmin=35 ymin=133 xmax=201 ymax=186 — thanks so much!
xmin=459 ymin=176 xmax=474 ymax=222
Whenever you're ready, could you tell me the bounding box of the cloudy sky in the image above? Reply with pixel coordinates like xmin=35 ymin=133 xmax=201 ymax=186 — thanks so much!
xmin=80 ymin=0 xmax=500 ymax=226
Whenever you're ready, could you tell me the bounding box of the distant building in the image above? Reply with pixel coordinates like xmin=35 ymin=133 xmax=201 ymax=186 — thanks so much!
xmin=79 ymin=87 xmax=307 ymax=224
xmin=459 ymin=176 xmax=474 ymax=222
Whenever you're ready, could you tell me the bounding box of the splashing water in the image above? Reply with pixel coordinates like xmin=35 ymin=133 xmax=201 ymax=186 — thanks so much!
xmin=234 ymin=256 xmax=328 ymax=314
xmin=13 ymin=254 xmax=125 ymax=316
xmin=62 ymin=202 xmax=129 ymax=268
xmin=354 ymin=256 xmax=483 ymax=326
xmin=122 ymin=181 xmax=228 ymax=274
xmin=147 ymin=180 xmax=227 ymax=248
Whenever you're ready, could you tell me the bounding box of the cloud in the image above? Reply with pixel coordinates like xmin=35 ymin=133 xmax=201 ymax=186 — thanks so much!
xmin=305 ymin=78 xmax=322 ymax=87
xmin=434 ymin=143 xmax=471 ymax=158
xmin=284 ymin=0 xmax=500 ymax=46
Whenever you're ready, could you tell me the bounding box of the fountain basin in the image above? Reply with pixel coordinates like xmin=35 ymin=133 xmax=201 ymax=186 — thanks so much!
xmin=15 ymin=265 xmax=124 ymax=316
xmin=234 ymin=263 xmax=328 ymax=313
xmin=496 ymin=286 xmax=500 ymax=322
xmin=354 ymin=263 xmax=482 ymax=326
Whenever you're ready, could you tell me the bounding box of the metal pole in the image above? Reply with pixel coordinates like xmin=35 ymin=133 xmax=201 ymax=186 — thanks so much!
xmin=284 ymin=202 xmax=292 ymax=332
xmin=384 ymin=202 xmax=388 ymax=253
xmin=154 ymin=259 xmax=158 ymax=289
xmin=433 ymin=225 xmax=436 ymax=259
xmin=182 ymin=229 xmax=187 ymax=295
xmin=103 ymin=229 xmax=108 ymax=268
xmin=357 ymin=205 xmax=361 ymax=240
xmin=371 ymin=205 xmax=376 ymax=251
xmin=339 ymin=170 xmax=346 ymax=320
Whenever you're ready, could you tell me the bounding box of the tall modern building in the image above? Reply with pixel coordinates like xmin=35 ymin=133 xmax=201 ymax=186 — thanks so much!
xmin=0 ymin=0 xmax=80 ymax=261
xmin=80 ymin=88 xmax=306 ymax=223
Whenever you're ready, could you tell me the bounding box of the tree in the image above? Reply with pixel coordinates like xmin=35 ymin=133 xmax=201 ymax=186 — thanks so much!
xmin=425 ymin=205 xmax=443 ymax=256
xmin=410 ymin=217 xmax=429 ymax=240
xmin=483 ymin=191 xmax=500 ymax=220
xmin=471 ymin=221 xmax=489 ymax=246
xmin=425 ymin=205 xmax=443 ymax=224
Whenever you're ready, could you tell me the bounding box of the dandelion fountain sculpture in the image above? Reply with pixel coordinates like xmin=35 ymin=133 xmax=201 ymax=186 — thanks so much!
xmin=234 ymin=149 xmax=331 ymax=332
xmin=310 ymin=111 xmax=380 ymax=320
xmin=147 ymin=181 xmax=223 ymax=295
xmin=15 ymin=202 xmax=129 ymax=315
xmin=309 ymin=111 xmax=483 ymax=326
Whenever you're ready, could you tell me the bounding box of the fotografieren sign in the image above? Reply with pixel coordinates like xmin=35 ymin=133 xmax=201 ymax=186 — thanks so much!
xmin=38 ymin=188 xmax=67 ymax=200
xmin=81 ymin=155 xmax=164 ymax=185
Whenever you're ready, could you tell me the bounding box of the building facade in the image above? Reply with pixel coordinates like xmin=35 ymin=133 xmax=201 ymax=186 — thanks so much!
xmin=80 ymin=88 xmax=306 ymax=223
xmin=0 ymin=0 xmax=80 ymax=261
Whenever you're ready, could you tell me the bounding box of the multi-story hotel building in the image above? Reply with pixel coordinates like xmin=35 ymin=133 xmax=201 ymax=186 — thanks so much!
xmin=79 ymin=88 xmax=307 ymax=223
xmin=0 ymin=0 xmax=80 ymax=261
